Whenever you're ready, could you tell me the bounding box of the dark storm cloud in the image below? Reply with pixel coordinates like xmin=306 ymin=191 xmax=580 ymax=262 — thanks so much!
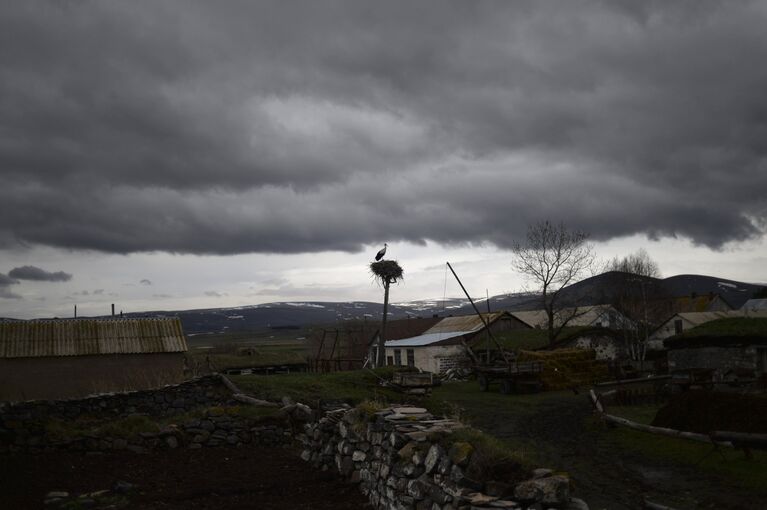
xmin=8 ymin=265 xmax=72 ymax=282
xmin=0 ymin=273 xmax=21 ymax=299
xmin=1 ymin=0 xmax=766 ymax=254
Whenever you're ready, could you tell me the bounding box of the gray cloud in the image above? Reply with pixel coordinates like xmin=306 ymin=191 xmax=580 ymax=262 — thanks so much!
xmin=8 ymin=265 xmax=72 ymax=282
xmin=204 ymin=291 xmax=227 ymax=298
xmin=0 ymin=1 xmax=766 ymax=255
xmin=139 ymin=279 xmax=152 ymax=286
xmin=0 ymin=273 xmax=21 ymax=299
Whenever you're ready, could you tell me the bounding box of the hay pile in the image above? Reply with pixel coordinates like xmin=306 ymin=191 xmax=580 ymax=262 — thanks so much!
xmin=518 ymin=348 xmax=609 ymax=390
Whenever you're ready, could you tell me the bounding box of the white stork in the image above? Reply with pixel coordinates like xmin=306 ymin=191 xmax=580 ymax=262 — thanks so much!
xmin=375 ymin=243 xmax=387 ymax=261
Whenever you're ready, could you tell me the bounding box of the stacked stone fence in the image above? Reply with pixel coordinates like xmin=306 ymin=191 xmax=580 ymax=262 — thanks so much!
xmin=301 ymin=405 xmax=589 ymax=510
xmin=0 ymin=375 xmax=296 ymax=454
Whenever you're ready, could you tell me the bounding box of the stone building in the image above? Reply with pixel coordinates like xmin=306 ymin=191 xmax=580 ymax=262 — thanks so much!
xmin=0 ymin=317 xmax=188 ymax=402
xmin=664 ymin=318 xmax=767 ymax=380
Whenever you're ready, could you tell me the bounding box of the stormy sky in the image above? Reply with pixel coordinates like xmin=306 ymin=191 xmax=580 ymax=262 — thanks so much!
xmin=1 ymin=1 xmax=767 ymax=318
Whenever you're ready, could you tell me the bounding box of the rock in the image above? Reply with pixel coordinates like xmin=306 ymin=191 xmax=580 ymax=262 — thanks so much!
xmin=165 ymin=436 xmax=179 ymax=449
xmin=514 ymin=475 xmax=570 ymax=506
xmin=352 ymin=450 xmax=367 ymax=462
xmin=532 ymin=468 xmax=554 ymax=479
xmin=489 ymin=500 xmax=520 ymax=508
xmin=424 ymin=444 xmax=444 ymax=474
xmin=565 ymin=497 xmax=590 ymax=510
xmin=112 ymin=438 xmax=128 ymax=450
xmin=301 ymin=449 xmax=312 ymax=461
xmin=392 ymin=406 xmax=428 ymax=414
xmin=398 ymin=442 xmax=417 ymax=460
xmin=112 ymin=481 xmax=135 ymax=494
xmin=485 ymin=481 xmax=513 ymax=498
xmin=466 ymin=492 xmax=498 ymax=505
xmin=45 ymin=491 xmax=69 ymax=499
xmin=448 ymin=442 xmax=474 ymax=467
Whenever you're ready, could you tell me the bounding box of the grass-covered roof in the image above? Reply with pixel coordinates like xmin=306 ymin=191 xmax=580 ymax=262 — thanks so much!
xmin=666 ymin=317 xmax=767 ymax=349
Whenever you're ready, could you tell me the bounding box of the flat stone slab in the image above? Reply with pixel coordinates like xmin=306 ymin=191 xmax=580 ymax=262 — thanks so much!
xmin=391 ymin=407 xmax=427 ymax=414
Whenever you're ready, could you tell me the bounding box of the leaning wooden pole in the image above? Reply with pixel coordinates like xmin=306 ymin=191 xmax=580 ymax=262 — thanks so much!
xmin=446 ymin=262 xmax=506 ymax=360
xmin=376 ymin=278 xmax=390 ymax=367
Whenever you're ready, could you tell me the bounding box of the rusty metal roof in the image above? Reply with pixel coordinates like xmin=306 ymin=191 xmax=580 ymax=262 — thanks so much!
xmin=0 ymin=318 xmax=188 ymax=358
xmin=422 ymin=312 xmax=507 ymax=335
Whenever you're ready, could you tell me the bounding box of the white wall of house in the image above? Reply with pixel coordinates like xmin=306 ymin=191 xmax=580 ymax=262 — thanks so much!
xmin=384 ymin=344 xmax=466 ymax=373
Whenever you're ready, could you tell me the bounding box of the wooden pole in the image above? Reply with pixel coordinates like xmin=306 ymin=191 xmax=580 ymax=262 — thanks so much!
xmin=446 ymin=262 xmax=506 ymax=361
xmin=376 ymin=278 xmax=390 ymax=367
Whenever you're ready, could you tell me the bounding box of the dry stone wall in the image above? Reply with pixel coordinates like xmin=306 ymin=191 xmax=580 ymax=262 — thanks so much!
xmin=0 ymin=375 xmax=294 ymax=454
xmin=301 ymin=405 xmax=589 ymax=510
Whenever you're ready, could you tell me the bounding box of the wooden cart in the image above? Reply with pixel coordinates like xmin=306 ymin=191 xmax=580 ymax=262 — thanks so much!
xmin=476 ymin=361 xmax=543 ymax=394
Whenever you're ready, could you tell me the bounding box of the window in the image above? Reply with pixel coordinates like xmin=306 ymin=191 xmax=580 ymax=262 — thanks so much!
xmin=406 ymin=349 xmax=415 ymax=367
xmin=387 ymin=355 xmax=394 ymax=366
xmin=674 ymin=319 xmax=683 ymax=335
xmin=394 ymin=349 xmax=402 ymax=365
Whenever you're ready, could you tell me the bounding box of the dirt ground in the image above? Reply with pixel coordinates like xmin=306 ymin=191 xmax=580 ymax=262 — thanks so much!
xmin=0 ymin=445 xmax=370 ymax=510
xmin=432 ymin=385 xmax=767 ymax=510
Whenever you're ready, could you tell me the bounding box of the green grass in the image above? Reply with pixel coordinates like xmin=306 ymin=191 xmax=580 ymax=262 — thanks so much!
xmin=231 ymin=368 xmax=402 ymax=405
xmin=609 ymin=424 xmax=767 ymax=490
xmin=601 ymin=402 xmax=767 ymax=490
xmin=683 ymin=317 xmax=767 ymax=338
xmin=607 ymin=404 xmax=662 ymax=425
xmin=187 ymin=333 xmax=310 ymax=369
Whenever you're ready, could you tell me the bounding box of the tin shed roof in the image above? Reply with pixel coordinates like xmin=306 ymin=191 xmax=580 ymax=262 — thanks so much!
xmin=421 ymin=312 xmax=506 ymax=335
xmin=385 ymin=331 xmax=474 ymax=347
xmin=0 ymin=318 xmax=188 ymax=358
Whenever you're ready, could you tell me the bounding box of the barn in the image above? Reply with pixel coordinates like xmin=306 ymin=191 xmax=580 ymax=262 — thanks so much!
xmin=0 ymin=318 xmax=188 ymax=402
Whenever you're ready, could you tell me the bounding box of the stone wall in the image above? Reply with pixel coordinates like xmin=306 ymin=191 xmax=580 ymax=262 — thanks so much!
xmin=0 ymin=375 xmax=295 ymax=454
xmin=668 ymin=346 xmax=757 ymax=377
xmin=301 ymin=405 xmax=587 ymax=510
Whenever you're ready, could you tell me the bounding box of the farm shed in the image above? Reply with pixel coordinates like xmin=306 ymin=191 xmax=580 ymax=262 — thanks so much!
xmin=384 ymin=312 xmax=529 ymax=373
xmin=0 ymin=318 xmax=188 ymax=402
xmin=551 ymin=328 xmax=628 ymax=361
xmin=664 ymin=318 xmax=767 ymax=381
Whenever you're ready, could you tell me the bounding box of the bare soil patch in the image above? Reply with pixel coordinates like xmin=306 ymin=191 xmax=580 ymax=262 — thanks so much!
xmin=0 ymin=445 xmax=369 ymax=510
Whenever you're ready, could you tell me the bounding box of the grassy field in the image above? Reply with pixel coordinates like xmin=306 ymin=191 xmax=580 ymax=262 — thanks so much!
xmin=231 ymin=368 xmax=402 ymax=404
xmin=230 ymin=370 xmax=767 ymax=507
xmin=186 ymin=329 xmax=311 ymax=370
xmin=606 ymin=403 xmax=767 ymax=491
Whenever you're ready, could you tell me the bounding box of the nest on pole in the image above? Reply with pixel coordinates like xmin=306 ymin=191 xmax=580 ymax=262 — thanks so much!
xmin=370 ymin=260 xmax=404 ymax=285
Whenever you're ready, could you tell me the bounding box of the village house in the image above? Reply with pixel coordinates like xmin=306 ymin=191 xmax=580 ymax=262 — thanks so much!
xmin=383 ymin=312 xmax=529 ymax=373
xmin=0 ymin=317 xmax=188 ymax=402
xmin=664 ymin=317 xmax=767 ymax=382
xmin=648 ymin=310 xmax=767 ymax=350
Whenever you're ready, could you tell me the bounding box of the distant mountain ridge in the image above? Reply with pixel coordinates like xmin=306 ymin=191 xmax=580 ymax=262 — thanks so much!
xmin=5 ymin=273 xmax=764 ymax=335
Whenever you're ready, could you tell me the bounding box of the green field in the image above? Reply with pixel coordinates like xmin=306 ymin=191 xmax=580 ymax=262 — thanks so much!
xmin=186 ymin=329 xmax=311 ymax=370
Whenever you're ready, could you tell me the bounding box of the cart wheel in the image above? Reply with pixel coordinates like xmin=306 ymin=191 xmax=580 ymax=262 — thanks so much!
xmin=500 ymin=379 xmax=514 ymax=395
xmin=478 ymin=375 xmax=489 ymax=392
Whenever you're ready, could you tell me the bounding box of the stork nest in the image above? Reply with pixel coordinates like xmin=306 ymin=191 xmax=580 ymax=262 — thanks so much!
xmin=370 ymin=260 xmax=404 ymax=284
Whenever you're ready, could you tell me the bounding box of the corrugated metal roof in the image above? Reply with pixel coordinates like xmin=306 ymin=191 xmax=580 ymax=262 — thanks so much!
xmin=511 ymin=305 xmax=617 ymax=328
xmin=422 ymin=312 xmax=505 ymax=335
xmin=385 ymin=331 xmax=475 ymax=347
xmin=0 ymin=318 xmax=188 ymax=358
xmin=678 ymin=311 xmax=743 ymax=327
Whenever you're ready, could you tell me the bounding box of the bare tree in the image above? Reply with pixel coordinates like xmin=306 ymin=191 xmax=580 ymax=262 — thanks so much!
xmin=605 ymin=249 xmax=664 ymax=365
xmin=511 ymin=220 xmax=596 ymax=345
xmin=605 ymin=248 xmax=661 ymax=278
